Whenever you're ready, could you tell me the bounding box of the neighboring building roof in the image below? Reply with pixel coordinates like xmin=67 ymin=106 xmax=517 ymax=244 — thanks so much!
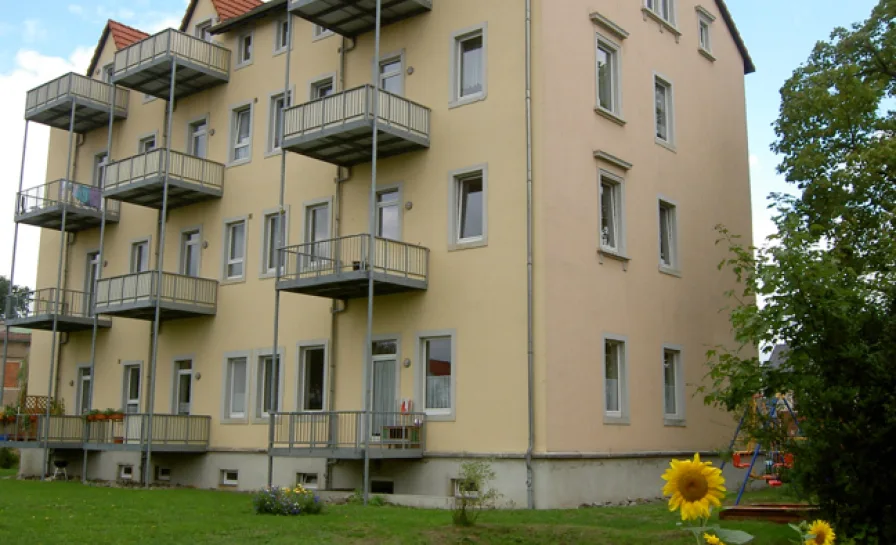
xmin=0 ymin=327 xmax=31 ymax=343
xmin=767 ymin=344 xmax=790 ymax=370
xmin=211 ymin=0 xmax=287 ymax=34
xmin=714 ymin=0 xmax=756 ymax=75
xmin=86 ymin=19 xmax=150 ymax=78
xmin=181 ymin=0 xmax=265 ymax=32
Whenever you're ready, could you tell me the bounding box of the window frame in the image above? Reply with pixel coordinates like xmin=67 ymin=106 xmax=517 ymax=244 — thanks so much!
xmin=662 ymin=344 xmax=686 ymax=426
xmin=122 ymin=361 xmax=142 ymax=414
xmin=236 ymin=29 xmax=254 ymax=68
xmin=602 ymin=334 xmax=629 ymax=424
xmin=267 ymin=89 xmax=293 ymax=156
xmin=598 ymin=170 xmax=626 ymax=256
xmin=379 ymin=51 xmax=405 ymax=96
xmin=222 ymin=216 xmax=248 ymax=282
xmin=644 ymin=0 xmax=676 ymax=26
xmin=222 ymin=351 xmax=251 ymax=423
xmin=129 ymin=237 xmax=151 ymax=273
xmin=415 ymin=330 xmax=457 ymax=422
xmin=312 ymin=24 xmax=334 ymax=41
xmin=260 ymin=207 xmax=289 ymax=278
xmin=75 ymin=365 xmax=92 ymax=414
xmin=93 ymin=151 xmax=108 ymax=187
xmin=179 ymin=226 xmax=203 ymax=277
xmin=228 ymin=102 xmax=254 ymax=166
xmin=186 ymin=115 xmax=209 ymax=159
xmin=221 ymin=469 xmax=239 ymax=486
xmin=255 ymin=349 xmax=284 ymax=422
xmin=695 ymin=6 xmax=716 ymax=58
xmin=302 ymin=197 xmax=333 ymax=269
xmin=449 ymin=23 xmax=488 ymax=108
xmin=137 ymin=132 xmax=158 ymax=154
xmin=195 ymin=18 xmax=214 ymax=42
xmin=297 ymin=472 xmax=319 ymax=489
xmin=296 ymin=340 xmax=329 ymax=413
xmin=447 ymin=164 xmax=488 ymax=250
xmin=594 ymin=33 xmax=623 ymax=120
xmin=274 ymin=16 xmax=290 ymax=55
xmin=653 ymin=74 xmax=675 ymax=149
xmin=658 ymin=197 xmax=680 ymax=275
xmin=308 ymin=73 xmax=336 ymax=101
xmin=376 ymin=185 xmax=403 ymax=241
xmin=171 ymin=356 xmax=194 ymax=416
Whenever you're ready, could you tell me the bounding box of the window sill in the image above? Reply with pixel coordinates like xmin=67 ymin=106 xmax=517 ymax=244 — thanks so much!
xmin=655 ymin=137 xmax=677 ymax=153
xmin=641 ymin=8 xmax=682 ymax=38
xmin=425 ymin=411 xmax=455 ymax=423
xmin=234 ymin=60 xmax=254 ymax=71
xmin=698 ymin=48 xmax=716 ymax=62
xmin=664 ymin=418 xmax=687 ymax=427
xmin=449 ymin=238 xmax=487 ymax=252
xmin=264 ymin=149 xmax=284 ymax=159
xmin=594 ymin=107 xmax=626 ymax=126
xmin=273 ymin=47 xmax=288 ymax=58
xmin=603 ymin=415 xmax=630 ymax=426
xmin=221 ymin=418 xmax=249 ymax=425
xmin=659 ymin=265 xmax=682 ymax=278
xmin=449 ymin=92 xmax=487 ymax=110
xmin=220 ymin=277 xmax=247 ymax=286
xmin=259 ymin=271 xmax=282 ymax=280
xmin=312 ymin=31 xmax=335 ymax=42
xmin=598 ymin=248 xmax=630 ymax=269
xmin=226 ymin=158 xmax=252 ymax=168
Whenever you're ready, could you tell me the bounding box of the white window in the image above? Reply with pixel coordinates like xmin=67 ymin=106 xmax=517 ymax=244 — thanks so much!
xmin=156 ymin=467 xmax=171 ymax=481
xmin=224 ymin=219 xmax=247 ymax=280
xmin=221 ymin=470 xmax=239 ymax=486
xmin=654 ymin=76 xmax=674 ymax=145
xmin=658 ymin=200 xmax=679 ymax=271
xmin=195 ymin=20 xmax=213 ymax=42
xmin=268 ymin=92 xmax=291 ymax=153
xmin=225 ymin=357 xmax=248 ymax=419
xmin=379 ymin=56 xmax=403 ymax=95
xmin=310 ymin=76 xmax=334 ymax=100
xmin=174 ymin=360 xmax=193 ymax=416
xmin=645 ymin=0 xmax=675 ymax=25
xmin=76 ymin=367 xmax=91 ymax=414
xmin=595 ymin=35 xmax=621 ymax=116
xmin=599 ymin=174 xmax=623 ymax=254
xmin=130 ymin=239 xmax=150 ymax=273
xmin=119 ymin=465 xmax=134 ymax=480
xmin=257 ymin=354 xmax=281 ymax=418
xmin=262 ymin=211 xmax=285 ymax=276
xmin=696 ymin=8 xmax=715 ymax=54
xmin=180 ymin=229 xmax=201 ymax=277
xmin=449 ymin=166 xmax=487 ymax=248
xmin=303 ymin=201 xmax=331 ymax=267
xmin=451 ymin=25 xmax=487 ymax=106
xmin=93 ymin=152 xmax=108 ymax=187
xmin=420 ymin=334 xmax=454 ymax=418
xmin=297 ymin=473 xmax=319 ymax=489
xmin=603 ymin=338 xmax=627 ymax=421
xmin=102 ymin=63 xmax=113 ymax=83
xmin=231 ymin=106 xmax=253 ymax=163
xmin=663 ymin=347 xmax=684 ymax=422
xmin=123 ymin=364 xmax=141 ymax=414
xmin=275 ymin=17 xmax=289 ymax=53
xmin=376 ymin=188 xmax=400 ymax=240
xmin=313 ymin=24 xmax=333 ymax=40
xmin=237 ymin=31 xmax=253 ymax=67
xmin=85 ymin=251 xmax=100 ymax=312
xmin=188 ymin=119 xmax=208 ymax=158
xmin=138 ymin=135 xmax=156 ymax=154
xmin=299 ymin=345 xmax=326 ymax=411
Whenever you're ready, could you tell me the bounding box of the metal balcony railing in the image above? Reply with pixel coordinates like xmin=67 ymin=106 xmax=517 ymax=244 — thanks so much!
xmin=0 ymin=415 xmax=84 ymax=445
xmin=84 ymin=414 xmax=211 ymax=450
xmin=280 ymin=234 xmax=429 ymax=284
xmin=113 ymin=29 xmax=230 ymax=80
xmin=16 ymin=288 xmax=96 ymax=320
xmin=270 ymin=411 xmax=425 ymax=458
xmin=25 ymin=72 xmax=129 ymax=119
xmin=94 ymin=271 xmax=218 ymax=314
xmin=105 ymin=149 xmax=225 ymax=194
xmin=16 ymin=179 xmax=120 ymax=223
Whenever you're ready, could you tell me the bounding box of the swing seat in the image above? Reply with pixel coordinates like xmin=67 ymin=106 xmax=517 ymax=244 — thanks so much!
xmin=732 ymin=451 xmax=753 ymax=469
xmin=767 ymin=479 xmax=783 ymax=487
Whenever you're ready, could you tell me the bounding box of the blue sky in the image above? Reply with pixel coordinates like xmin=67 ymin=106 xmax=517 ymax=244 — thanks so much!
xmin=0 ymin=0 xmax=882 ymax=287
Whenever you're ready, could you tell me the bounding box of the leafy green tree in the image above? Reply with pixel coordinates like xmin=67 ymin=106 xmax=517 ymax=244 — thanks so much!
xmin=705 ymin=1 xmax=896 ymax=543
xmin=0 ymin=275 xmax=30 ymax=320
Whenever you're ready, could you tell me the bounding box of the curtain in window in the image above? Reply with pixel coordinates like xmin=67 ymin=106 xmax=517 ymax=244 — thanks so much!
xmin=426 ymin=376 xmax=451 ymax=410
xmin=460 ymin=36 xmax=483 ymax=97
xmin=655 ymin=84 xmax=668 ymax=140
xmin=372 ymin=360 xmax=397 ymax=435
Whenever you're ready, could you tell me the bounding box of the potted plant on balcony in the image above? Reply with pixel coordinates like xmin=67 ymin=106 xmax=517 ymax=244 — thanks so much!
xmin=103 ymin=408 xmax=120 ymax=422
xmin=85 ymin=409 xmax=101 ymax=422
xmin=108 ymin=408 xmax=125 ymax=422
xmin=2 ymin=406 xmax=16 ymax=423
xmin=49 ymin=399 xmax=64 ymax=416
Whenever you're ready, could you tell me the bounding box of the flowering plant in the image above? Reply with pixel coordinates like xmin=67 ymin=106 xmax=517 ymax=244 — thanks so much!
xmin=661 ymin=453 xmax=754 ymax=544
xmin=790 ymin=520 xmax=836 ymax=545
xmin=252 ymin=485 xmax=323 ymax=516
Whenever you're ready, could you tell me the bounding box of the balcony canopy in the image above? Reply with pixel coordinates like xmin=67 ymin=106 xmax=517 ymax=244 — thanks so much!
xmin=288 ymin=0 xmax=432 ymax=37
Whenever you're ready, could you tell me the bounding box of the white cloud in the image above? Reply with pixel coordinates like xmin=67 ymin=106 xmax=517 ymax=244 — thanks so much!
xmin=0 ymin=46 xmax=94 ymax=289
xmin=69 ymin=0 xmax=188 ymax=35
xmin=22 ymin=20 xmax=48 ymax=44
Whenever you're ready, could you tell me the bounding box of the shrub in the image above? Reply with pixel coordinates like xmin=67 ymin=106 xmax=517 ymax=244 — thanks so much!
xmin=0 ymin=447 xmax=18 ymax=470
xmin=252 ymin=485 xmax=323 ymax=516
xmin=452 ymin=459 xmax=501 ymax=527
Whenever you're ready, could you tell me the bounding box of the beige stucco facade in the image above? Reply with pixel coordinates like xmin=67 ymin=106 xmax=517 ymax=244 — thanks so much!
xmin=15 ymin=0 xmax=753 ymax=506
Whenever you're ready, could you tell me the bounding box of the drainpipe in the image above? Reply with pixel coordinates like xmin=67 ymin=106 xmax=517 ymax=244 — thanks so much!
xmin=524 ymin=0 xmax=536 ymax=510
xmin=0 ymin=122 xmax=30 ymax=408
xmin=268 ymin=3 xmax=293 ymax=489
xmin=362 ymin=0 xmax=383 ymax=507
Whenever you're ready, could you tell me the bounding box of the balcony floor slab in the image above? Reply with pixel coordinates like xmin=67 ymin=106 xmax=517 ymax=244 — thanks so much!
xmin=5 ymin=314 xmax=110 ymax=333
xmin=103 ymin=176 xmax=223 ymax=210
xmin=15 ymin=204 xmax=117 ymax=232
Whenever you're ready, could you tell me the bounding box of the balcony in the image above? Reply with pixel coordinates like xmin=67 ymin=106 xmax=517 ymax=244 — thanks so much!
xmin=0 ymin=414 xmax=84 ymax=450
xmin=288 ymin=0 xmax=432 ymax=37
xmin=112 ymin=29 xmax=230 ymax=101
xmin=5 ymin=288 xmax=111 ymax=332
xmin=15 ymin=180 xmax=120 ymax=232
xmin=25 ymin=72 xmax=128 ymax=133
xmin=94 ymin=271 xmax=218 ymax=321
xmin=282 ymin=85 xmax=430 ymax=167
xmin=277 ymin=234 xmax=429 ymax=299
xmin=270 ymin=411 xmax=425 ymax=459
xmin=84 ymin=414 xmax=211 ymax=452
xmin=104 ymin=150 xmax=224 ymax=209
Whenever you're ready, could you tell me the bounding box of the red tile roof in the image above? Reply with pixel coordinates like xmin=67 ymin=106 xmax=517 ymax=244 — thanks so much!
xmin=212 ymin=0 xmax=264 ymax=22
xmin=108 ymin=20 xmax=150 ymax=49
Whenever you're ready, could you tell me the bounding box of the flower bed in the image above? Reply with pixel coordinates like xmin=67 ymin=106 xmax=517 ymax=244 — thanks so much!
xmin=252 ymin=485 xmax=322 ymax=516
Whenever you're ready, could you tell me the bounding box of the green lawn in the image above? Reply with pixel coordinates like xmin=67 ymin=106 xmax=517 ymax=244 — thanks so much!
xmin=0 ymin=478 xmax=797 ymax=544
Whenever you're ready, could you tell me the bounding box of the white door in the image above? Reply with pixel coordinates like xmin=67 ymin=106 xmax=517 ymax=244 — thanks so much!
xmin=85 ymin=252 xmax=100 ymax=316
xmin=371 ymin=356 xmax=397 ymax=440
xmin=175 ymin=360 xmax=193 ymax=415
xmin=124 ymin=365 xmax=141 ymax=413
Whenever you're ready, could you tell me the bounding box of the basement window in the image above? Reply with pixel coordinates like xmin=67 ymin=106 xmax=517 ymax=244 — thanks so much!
xmin=221 ymin=470 xmax=239 ymax=486
xmin=118 ymin=465 xmax=134 ymax=481
xmin=156 ymin=466 xmax=171 ymax=482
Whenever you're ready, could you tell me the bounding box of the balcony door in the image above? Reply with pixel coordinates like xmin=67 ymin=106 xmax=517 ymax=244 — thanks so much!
xmin=174 ymin=359 xmax=193 ymax=415
xmin=370 ymin=340 xmax=398 ymax=439
xmin=180 ymin=230 xmax=201 ymax=277
xmin=303 ymin=201 xmax=330 ymax=271
xmin=85 ymin=251 xmax=100 ymax=316
xmin=123 ymin=363 xmax=141 ymax=414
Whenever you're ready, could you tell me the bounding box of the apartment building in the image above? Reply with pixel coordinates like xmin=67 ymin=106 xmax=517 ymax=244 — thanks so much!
xmin=1 ymin=0 xmax=754 ymax=508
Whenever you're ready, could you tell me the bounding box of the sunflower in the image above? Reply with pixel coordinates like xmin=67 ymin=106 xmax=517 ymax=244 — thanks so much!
xmin=805 ymin=520 xmax=835 ymax=545
xmin=661 ymin=453 xmax=726 ymax=521
xmin=703 ymin=533 xmax=725 ymax=545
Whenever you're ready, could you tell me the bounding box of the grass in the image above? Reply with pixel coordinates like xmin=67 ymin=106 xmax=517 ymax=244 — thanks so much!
xmin=0 ymin=476 xmax=800 ymax=545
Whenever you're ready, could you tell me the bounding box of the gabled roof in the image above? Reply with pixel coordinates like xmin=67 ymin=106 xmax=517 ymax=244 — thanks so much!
xmin=86 ymin=20 xmax=150 ymax=78
xmin=211 ymin=0 xmax=287 ymax=34
xmin=180 ymin=0 xmax=264 ymax=32
xmin=714 ymin=0 xmax=756 ymax=75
